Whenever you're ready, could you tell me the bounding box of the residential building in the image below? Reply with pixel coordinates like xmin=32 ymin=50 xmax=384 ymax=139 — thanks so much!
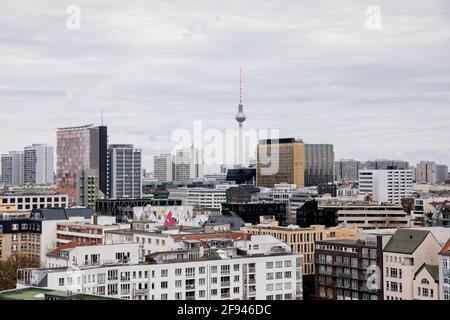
xmin=439 ymin=238 xmax=450 ymax=300
xmin=314 ymin=235 xmax=384 ymax=300
xmin=412 ymin=264 xmax=439 ymax=300
xmin=304 ymin=144 xmax=334 ymax=187
xmin=0 ymin=217 xmax=41 ymax=262
xmin=256 ymin=138 xmax=305 ymax=188
xmin=23 ymin=144 xmax=54 ymax=185
xmin=56 ymin=124 xmax=107 ymax=202
xmin=0 ymin=287 xmax=117 ymax=300
xmin=1 ymin=151 xmax=24 ymax=186
xmin=107 ymin=144 xmax=142 ymax=199
xmin=17 ymin=234 xmax=303 ymax=300
xmin=174 ymin=147 xmax=204 ymax=181
xmin=76 ymin=169 xmax=99 ymax=208
xmin=241 ymin=222 xmax=361 ymax=275
xmin=359 ymin=169 xmax=413 ymax=205
xmin=382 ymin=228 xmax=450 ymax=300
xmin=153 ymin=153 xmax=174 ymax=183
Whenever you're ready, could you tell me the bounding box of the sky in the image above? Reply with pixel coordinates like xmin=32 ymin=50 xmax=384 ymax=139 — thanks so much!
xmin=0 ymin=0 xmax=449 ymax=172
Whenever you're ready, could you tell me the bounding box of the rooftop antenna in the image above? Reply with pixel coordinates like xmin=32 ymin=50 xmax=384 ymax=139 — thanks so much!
xmin=101 ymin=107 xmax=104 ymax=126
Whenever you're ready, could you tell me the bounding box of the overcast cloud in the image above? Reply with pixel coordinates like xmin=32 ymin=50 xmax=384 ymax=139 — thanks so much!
xmin=0 ymin=0 xmax=449 ymax=171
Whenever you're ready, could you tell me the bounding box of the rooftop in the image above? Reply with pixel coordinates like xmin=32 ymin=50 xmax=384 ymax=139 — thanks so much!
xmin=383 ymin=229 xmax=429 ymax=254
xmin=0 ymin=287 xmax=116 ymax=300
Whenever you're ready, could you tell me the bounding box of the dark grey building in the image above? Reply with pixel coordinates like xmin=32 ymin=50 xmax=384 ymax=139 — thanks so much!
xmin=304 ymin=144 xmax=334 ymax=187
xmin=335 ymin=159 xmax=362 ymax=182
xmin=107 ymin=144 xmax=142 ymax=199
xmin=365 ymin=160 xmax=409 ymax=170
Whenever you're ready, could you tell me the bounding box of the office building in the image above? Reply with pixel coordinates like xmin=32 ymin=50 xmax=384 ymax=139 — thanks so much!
xmin=0 ymin=192 xmax=68 ymax=211
xmin=256 ymin=138 xmax=305 ymax=188
xmin=436 ymin=165 xmax=449 ymax=184
xmin=153 ymin=153 xmax=174 ymax=182
xmin=23 ymin=144 xmax=54 ymax=185
xmin=1 ymin=151 xmax=24 ymax=186
xmin=0 ymin=217 xmax=41 ymax=262
xmin=415 ymin=161 xmax=438 ymax=184
xmin=359 ymin=169 xmax=413 ymax=205
xmin=335 ymin=159 xmax=362 ymax=182
xmin=304 ymin=144 xmax=334 ymax=187
xmin=107 ymin=144 xmax=142 ymax=199
xmin=56 ymin=124 xmax=107 ymax=201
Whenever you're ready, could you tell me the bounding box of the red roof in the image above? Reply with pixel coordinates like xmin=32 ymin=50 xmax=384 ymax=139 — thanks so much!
xmin=440 ymin=238 xmax=450 ymax=256
xmin=47 ymin=241 xmax=84 ymax=257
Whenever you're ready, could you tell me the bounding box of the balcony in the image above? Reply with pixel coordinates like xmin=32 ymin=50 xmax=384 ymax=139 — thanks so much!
xmin=186 ymin=284 xmax=196 ymax=290
xmin=221 ymin=293 xmax=231 ymax=299
xmin=133 ymin=289 xmax=149 ymax=295
xmin=249 ymin=267 xmax=256 ymax=273
xmin=221 ymin=281 xmax=230 ymax=287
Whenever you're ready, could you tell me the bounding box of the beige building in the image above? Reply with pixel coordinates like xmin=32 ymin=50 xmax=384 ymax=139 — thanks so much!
xmin=256 ymin=138 xmax=305 ymax=188
xmin=412 ymin=264 xmax=439 ymax=300
xmin=0 ymin=229 xmax=41 ymax=262
xmin=383 ymin=229 xmax=445 ymax=300
xmin=337 ymin=205 xmax=412 ymax=229
xmin=241 ymin=221 xmax=361 ymax=275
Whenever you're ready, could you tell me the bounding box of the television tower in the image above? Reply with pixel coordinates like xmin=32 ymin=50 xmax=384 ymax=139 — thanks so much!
xmin=235 ymin=67 xmax=246 ymax=168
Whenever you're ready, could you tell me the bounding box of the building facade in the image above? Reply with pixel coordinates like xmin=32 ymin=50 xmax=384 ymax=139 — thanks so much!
xmin=304 ymin=144 xmax=334 ymax=187
xmin=415 ymin=161 xmax=438 ymax=184
xmin=439 ymin=239 xmax=450 ymax=300
xmin=1 ymin=151 xmax=24 ymax=186
xmin=56 ymin=124 xmax=107 ymax=201
xmin=23 ymin=144 xmax=54 ymax=185
xmin=359 ymin=169 xmax=413 ymax=205
xmin=335 ymin=159 xmax=362 ymax=182
xmin=256 ymin=138 xmax=305 ymax=188
xmin=107 ymin=144 xmax=142 ymax=199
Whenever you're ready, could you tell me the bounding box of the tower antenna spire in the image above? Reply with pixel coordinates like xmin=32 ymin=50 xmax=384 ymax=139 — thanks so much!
xmin=240 ymin=66 xmax=243 ymax=104
xmin=101 ymin=107 xmax=104 ymax=126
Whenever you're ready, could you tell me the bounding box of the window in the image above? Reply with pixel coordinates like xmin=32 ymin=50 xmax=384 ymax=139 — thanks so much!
xmin=275 ymin=272 xmax=283 ymax=279
xmin=175 ymin=268 xmax=182 ymax=276
xmin=266 ymin=284 xmax=274 ymax=291
xmin=233 ymin=287 xmax=240 ymax=294
xmin=59 ymin=278 xmax=65 ymax=286
xmin=175 ymin=280 xmax=182 ymax=288
xmin=266 ymin=273 xmax=274 ymax=280
xmin=211 ymin=266 xmax=217 ymax=273
xmin=233 ymin=264 xmax=240 ymax=272
xmin=199 ymin=267 xmax=206 ymax=274
xmin=199 ymin=278 xmax=206 ymax=286
xmin=161 ymin=281 xmax=168 ymax=289
xmin=199 ymin=290 xmax=206 ymax=298
xmin=161 ymin=269 xmax=168 ymax=277
xmin=221 ymin=265 xmax=230 ymax=275
xmin=161 ymin=294 xmax=168 ymax=300
xmin=266 ymin=262 xmax=274 ymax=269
xmin=284 ymin=260 xmax=292 ymax=268
xmin=421 ymin=278 xmax=429 ymax=285
xmin=175 ymin=293 xmax=182 ymax=300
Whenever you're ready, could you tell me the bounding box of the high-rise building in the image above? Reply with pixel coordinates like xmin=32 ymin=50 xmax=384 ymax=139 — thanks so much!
xmin=153 ymin=153 xmax=174 ymax=182
xmin=415 ymin=161 xmax=438 ymax=184
xmin=76 ymin=169 xmax=99 ymax=208
xmin=365 ymin=160 xmax=409 ymax=170
xmin=174 ymin=146 xmax=204 ymax=181
xmin=304 ymin=144 xmax=334 ymax=186
xmin=107 ymin=144 xmax=142 ymax=199
xmin=335 ymin=159 xmax=362 ymax=182
xmin=56 ymin=124 xmax=107 ymax=201
xmin=256 ymin=138 xmax=305 ymax=188
xmin=23 ymin=144 xmax=54 ymax=185
xmin=436 ymin=165 xmax=449 ymax=183
xmin=358 ymin=169 xmax=413 ymax=205
xmin=1 ymin=151 xmax=24 ymax=186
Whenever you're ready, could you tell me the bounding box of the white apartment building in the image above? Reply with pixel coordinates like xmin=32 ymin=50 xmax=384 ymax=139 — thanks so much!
xmin=383 ymin=228 xmax=450 ymax=300
xmin=45 ymin=243 xmax=140 ymax=268
xmin=439 ymin=239 xmax=450 ymax=300
xmin=174 ymin=147 xmax=204 ymax=181
xmin=169 ymin=185 xmax=238 ymax=210
xmin=1 ymin=151 xmax=24 ymax=186
xmin=359 ymin=169 xmax=413 ymax=205
xmin=153 ymin=153 xmax=174 ymax=183
xmin=24 ymin=144 xmax=54 ymax=185
xmin=17 ymin=236 xmax=303 ymax=301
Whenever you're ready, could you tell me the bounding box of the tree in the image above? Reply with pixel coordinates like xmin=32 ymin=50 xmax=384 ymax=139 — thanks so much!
xmin=401 ymin=198 xmax=415 ymax=214
xmin=0 ymin=254 xmax=40 ymax=291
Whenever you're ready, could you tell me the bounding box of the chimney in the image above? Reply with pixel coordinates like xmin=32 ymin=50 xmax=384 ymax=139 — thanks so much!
xmin=93 ymin=213 xmax=98 ymax=225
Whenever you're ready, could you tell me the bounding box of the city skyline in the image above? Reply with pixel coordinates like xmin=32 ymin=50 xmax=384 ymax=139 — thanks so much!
xmin=1 ymin=1 xmax=450 ymax=169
